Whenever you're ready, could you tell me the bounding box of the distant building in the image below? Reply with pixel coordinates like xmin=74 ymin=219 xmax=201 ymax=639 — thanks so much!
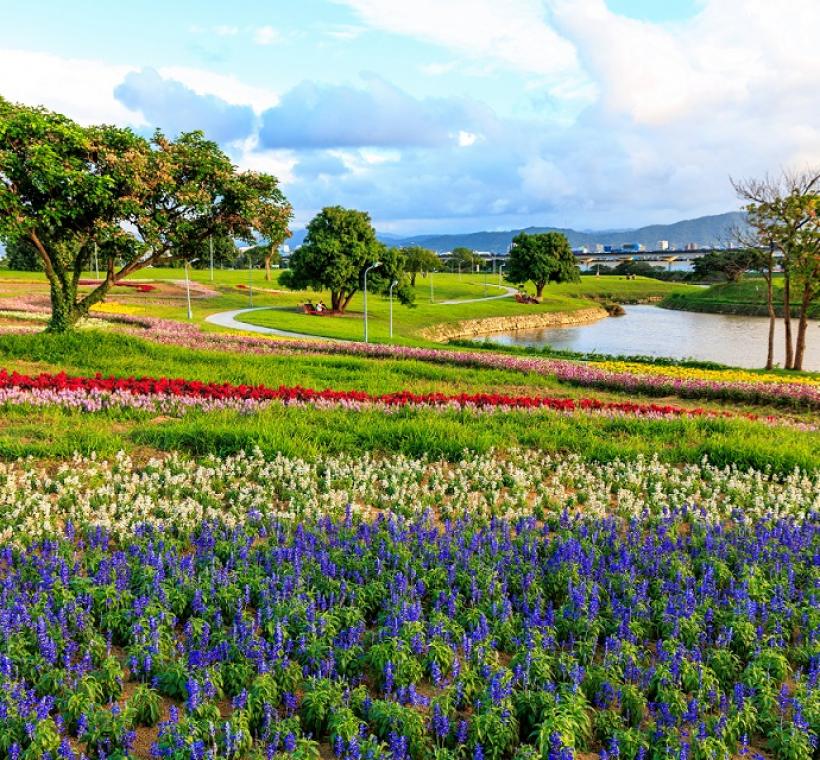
xmin=573 ymin=246 xmax=589 ymax=254
xmin=594 ymin=244 xmax=604 ymax=253
xmin=684 ymin=242 xmax=699 ymax=251
xmin=622 ymin=243 xmax=644 ymax=253
xmin=657 ymin=240 xmax=669 ymax=251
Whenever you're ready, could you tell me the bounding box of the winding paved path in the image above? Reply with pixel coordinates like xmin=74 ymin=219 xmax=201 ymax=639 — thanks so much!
xmin=204 ymin=307 xmax=349 ymax=341
xmin=204 ymin=284 xmax=517 ymax=341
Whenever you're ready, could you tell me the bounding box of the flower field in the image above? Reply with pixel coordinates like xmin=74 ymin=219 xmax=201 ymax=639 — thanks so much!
xmin=0 ymin=448 xmax=817 ymax=760
xmin=0 ymin=301 xmax=817 ymax=409
xmin=0 ymin=368 xmax=792 ymax=425
xmin=0 ymin=316 xmax=817 ymax=759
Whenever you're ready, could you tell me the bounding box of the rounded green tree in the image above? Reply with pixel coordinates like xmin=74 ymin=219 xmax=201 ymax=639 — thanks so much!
xmin=505 ymin=231 xmax=580 ymax=297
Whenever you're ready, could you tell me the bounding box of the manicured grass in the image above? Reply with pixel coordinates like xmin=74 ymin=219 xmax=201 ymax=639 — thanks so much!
xmin=0 ymin=331 xmax=815 ymax=472
xmin=0 ymin=402 xmax=813 ymax=473
xmin=662 ymin=276 xmax=820 ymax=318
xmin=0 ymin=330 xmax=809 ymax=415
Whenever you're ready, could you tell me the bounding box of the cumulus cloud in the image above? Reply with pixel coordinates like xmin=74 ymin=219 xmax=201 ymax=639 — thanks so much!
xmin=114 ymin=68 xmax=256 ymax=143
xmin=0 ymin=49 xmax=142 ymax=125
xmin=335 ymin=0 xmax=584 ymax=82
xmin=258 ymin=76 xmax=496 ymax=149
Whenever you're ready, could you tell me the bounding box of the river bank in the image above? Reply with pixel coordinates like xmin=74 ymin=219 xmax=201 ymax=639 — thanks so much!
xmin=661 ymin=279 xmax=820 ymax=319
xmin=419 ymin=306 xmax=608 ymax=341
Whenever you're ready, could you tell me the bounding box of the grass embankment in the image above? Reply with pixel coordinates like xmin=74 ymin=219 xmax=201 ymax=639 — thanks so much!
xmin=661 ymin=277 xmax=820 ymax=318
xmin=0 ymin=269 xmax=696 ymax=345
xmin=0 ymin=331 xmax=815 ymax=472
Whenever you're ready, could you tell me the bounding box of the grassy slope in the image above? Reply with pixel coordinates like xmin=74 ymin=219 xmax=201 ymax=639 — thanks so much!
xmin=0 ymin=331 xmax=815 ymax=472
xmin=662 ymin=277 xmax=820 ymax=318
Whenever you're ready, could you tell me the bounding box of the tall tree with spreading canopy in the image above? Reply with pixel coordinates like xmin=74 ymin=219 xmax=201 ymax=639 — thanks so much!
xmin=733 ymin=169 xmax=819 ymax=370
xmin=281 ymin=206 xmax=413 ymax=312
xmin=0 ymin=97 xmax=292 ymax=332
xmin=401 ymin=245 xmax=440 ymax=286
xmin=505 ymin=231 xmax=580 ymax=297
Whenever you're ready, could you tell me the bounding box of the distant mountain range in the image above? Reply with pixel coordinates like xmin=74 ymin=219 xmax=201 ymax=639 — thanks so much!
xmin=286 ymin=212 xmax=747 ymax=253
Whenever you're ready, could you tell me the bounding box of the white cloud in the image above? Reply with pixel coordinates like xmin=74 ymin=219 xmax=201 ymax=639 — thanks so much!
xmin=253 ymin=25 xmax=281 ymax=46
xmin=457 ymin=130 xmax=477 ymax=147
xmin=158 ymin=66 xmax=279 ymax=112
xmin=335 ymin=0 xmax=586 ymax=83
xmin=0 ymin=49 xmax=143 ymax=125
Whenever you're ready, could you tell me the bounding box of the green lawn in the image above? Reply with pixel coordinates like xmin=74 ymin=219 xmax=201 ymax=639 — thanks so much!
xmin=661 ymin=276 xmax=820 ymax=318
xmin=0 ymin=331 xmax=815 ymax=471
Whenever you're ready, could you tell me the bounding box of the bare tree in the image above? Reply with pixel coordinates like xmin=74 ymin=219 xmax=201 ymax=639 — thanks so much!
xmin=732 ymin=169 xmax=820 ymax=371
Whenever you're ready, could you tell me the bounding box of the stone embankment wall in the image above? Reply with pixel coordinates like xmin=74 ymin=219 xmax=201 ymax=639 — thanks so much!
xmin=421 ymin=306 xmax=608 ymax=342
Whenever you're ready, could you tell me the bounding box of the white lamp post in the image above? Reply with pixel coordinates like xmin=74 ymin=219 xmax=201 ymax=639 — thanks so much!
xmin=93 ymin=242 xmax=100 ymax=281
xmin=363 ymin=261 xmax=382 ymax=343
xmin=248 ymin=251 xmax=253 ymax=307
xmin=389 ymin=279 xmax=398 ymax=339
xmin=184 ymin=258 xmax=199 ymax=320
xmin=499 ymin=263 xmax=505 ymax=285
xmin=209 ymin=236 xmax=214 ymax=282
xmin=429 ymin=270 xmax=435 ymax=303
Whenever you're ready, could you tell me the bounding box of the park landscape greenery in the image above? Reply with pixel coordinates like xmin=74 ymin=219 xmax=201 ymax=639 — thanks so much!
xmin=0 ymin=97 xmax=819 ymax=760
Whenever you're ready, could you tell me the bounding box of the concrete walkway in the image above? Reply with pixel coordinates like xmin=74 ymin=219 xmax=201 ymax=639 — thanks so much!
xmin=204 ymin=307 xmax=349 ymax=342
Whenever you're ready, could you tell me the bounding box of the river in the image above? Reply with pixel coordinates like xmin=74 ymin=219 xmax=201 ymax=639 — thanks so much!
xmin=483 ymin=305 xmax=820 ymax=370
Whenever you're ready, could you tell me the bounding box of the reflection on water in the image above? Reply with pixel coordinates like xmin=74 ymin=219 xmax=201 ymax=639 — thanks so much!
xmin=484 ymin=305 xmax=820 ymax=370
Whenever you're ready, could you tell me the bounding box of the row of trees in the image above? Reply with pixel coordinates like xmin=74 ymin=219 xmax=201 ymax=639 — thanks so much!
xmin=733 ymin=170 xmax=819 ymax=371
xmin=0 ymin=97 xmax=292 ymax=331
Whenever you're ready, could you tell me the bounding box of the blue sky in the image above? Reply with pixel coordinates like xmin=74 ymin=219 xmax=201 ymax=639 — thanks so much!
xmin=1 ymin=0 xmax=817 ymax=234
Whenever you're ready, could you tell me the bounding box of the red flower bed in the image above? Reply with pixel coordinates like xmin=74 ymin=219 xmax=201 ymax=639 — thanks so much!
xmin=0 ymin=368 xmax=743 ymax=420
xmin=78 ymin=280 xmax=156 ymax=293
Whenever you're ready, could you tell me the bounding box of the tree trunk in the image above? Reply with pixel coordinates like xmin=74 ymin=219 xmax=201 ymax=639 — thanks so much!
xmin=782 ymin=270 xmax=793 ymax=369
xmin=341 ymin=290 xmax=356 ymax=313
xmin=46 ymin=279 xmax=80 ymax=333
xmin=410 ymin=272 xmax=417 ymax=287
xmin=763 ymin=272 xmax=775 ymax=370
xmin=264 ymin=254 xmax=273 ymax=281
xmin=535 ymin=281 xmax=545 ymax=298
xmin=330 ymin=291 xmax=343 ymax=312
xmin=793 ymin=283 xmax=813 ymax=371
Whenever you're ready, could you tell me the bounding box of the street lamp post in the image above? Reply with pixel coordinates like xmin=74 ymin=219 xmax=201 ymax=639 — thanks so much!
xmin=209 ymin=236 xmax=214 ymax=282
xmin=363 ymin=261 xmax=382 ymax=343
xmin=93 ymin=242 xmax=100 ymax=281
xmin=248 ymin=252 xmax=253 ymax=307
xmin=184 ymin=258 xmax=199 ymax=320
xmin=430 ymin=270 xmax=435 ymax=303
xmin=389 ymin=279 xmax=398 ymax=339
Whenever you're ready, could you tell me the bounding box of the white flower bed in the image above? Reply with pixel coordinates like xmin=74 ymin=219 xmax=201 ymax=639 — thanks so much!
xmin=0 ymin=449 xmax=816 ymax=545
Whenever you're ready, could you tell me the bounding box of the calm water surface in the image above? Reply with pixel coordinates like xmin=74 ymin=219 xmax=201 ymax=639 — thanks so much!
xmin=484 ymin=305 xmax=820 ymax=370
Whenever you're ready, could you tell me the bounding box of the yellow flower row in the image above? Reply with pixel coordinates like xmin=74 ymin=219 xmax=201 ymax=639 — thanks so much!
xmin=90 ymin=302 xmax=144 ymax=315
xmin=594 ymin=360 xmax=819 ymax=387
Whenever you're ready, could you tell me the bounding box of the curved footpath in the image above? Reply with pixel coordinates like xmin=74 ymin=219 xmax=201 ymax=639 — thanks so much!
xmin=204 ymin=307 xmax=349 ymax=342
